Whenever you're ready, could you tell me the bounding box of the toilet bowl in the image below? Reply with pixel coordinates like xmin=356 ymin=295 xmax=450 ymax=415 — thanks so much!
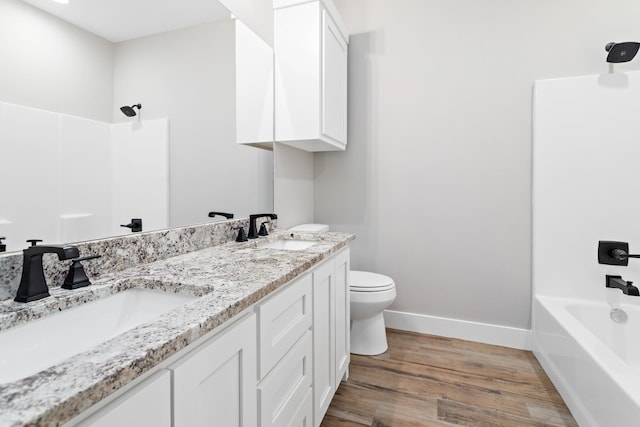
xmin=349 ymin=270 xmax=396 ymax=355
xmin=288 ymin=224 xmax=397 ymax=356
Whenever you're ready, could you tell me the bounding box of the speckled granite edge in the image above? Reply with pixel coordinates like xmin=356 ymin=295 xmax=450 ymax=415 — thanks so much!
xmin=0 ymin=230 xmax=355 ymax=427
xmin=0 ymin=218 xmax=277 ymax=302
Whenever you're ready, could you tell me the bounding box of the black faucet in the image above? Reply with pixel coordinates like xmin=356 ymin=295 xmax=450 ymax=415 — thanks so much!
xmin=247 ymin=213 xmax=277 ymax=239
xmin=606 ymin=275 xmax=640 ymax=296
xmin=208 ymin=211 xmax=234 ymax=219
xmin=14 ymin=240 xmax=80 ymax=303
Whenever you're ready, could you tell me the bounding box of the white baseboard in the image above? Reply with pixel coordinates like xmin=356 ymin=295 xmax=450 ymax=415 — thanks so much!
xmin=384 ymin=310 xmax=533 ymax=350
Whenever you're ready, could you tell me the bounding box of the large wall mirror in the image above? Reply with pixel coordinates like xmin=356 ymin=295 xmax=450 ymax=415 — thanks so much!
xmin=0 ymin=0 xmax=274 ymax=253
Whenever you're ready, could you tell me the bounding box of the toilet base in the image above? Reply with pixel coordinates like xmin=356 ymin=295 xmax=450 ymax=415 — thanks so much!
xmin=350 ymin=312 xmax=389 ymax=355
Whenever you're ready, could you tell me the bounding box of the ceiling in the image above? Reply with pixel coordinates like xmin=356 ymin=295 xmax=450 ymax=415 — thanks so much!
xmin=20 ymin=0 xmax=232 ymax=42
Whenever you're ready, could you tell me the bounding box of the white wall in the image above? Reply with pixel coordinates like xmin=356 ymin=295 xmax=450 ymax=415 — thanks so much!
xmin=113 ymin=20 xmax=273 ymax=227
xmin=313 ymin=0 xmax=640 ymax=330
xmin=533 ymin=71 xmax=640 ymax=303
xmin=274 ymin=143 xmax=314 ymax=229
xmin=0 ymin=0 xmax=113 ymax=122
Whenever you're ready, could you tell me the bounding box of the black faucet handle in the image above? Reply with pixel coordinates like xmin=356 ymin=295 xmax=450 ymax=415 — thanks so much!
xmin=63 ymin=255 xmax=101 ymax=290
xmin=26 ymin=239 xmax=43 ymax=247
xmin=234 ymin=226 xmax=248 ymax=242
xmin=258 ymin=222 xmax=270 ymax=236
xmin=598 ymin=241 xmax=640 ymax=266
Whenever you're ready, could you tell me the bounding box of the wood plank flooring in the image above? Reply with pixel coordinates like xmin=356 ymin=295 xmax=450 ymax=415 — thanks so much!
xmin=321 ymin=329 xmax=578 ymax=427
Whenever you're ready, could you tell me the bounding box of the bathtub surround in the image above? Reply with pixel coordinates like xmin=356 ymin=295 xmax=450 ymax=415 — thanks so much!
xmin=533 ymin=71 xmax=640 ymax=426
xmin=0 ymin=101 xmax=170 ymax=252
xmin=0 ymin=225 xmax=352 ymax=426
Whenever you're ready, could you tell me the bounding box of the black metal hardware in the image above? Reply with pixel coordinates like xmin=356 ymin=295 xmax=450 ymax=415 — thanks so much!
xmin=62 ymin=255 xmax=102 ymax=290
xmin=605 ymin=42 xmax=640 ymax=63
xmin=606 ymin=275 xmax=640 ymax=296
xmin=120 ymin=103 xmax=142 ymax=117
xmin=258 ymin=222 xmax=269 ymax=236
xmin=15 ymin=241 xmax=80 ymax=303
xmin=26 ymin=239 xmax=43 ymax=247
xmin=120 ymin=218 xmax=142 ymax=233
xmin=248 ymin=213 xmax=277 ymax=239
xmin=234 ymin=227 xmax=247 ymax=242
xmin=598 ymin=241 xmax=640 ymax=266
xmin=208 ymin=211 xmax=234 ymax=219
xmin=0 ymin=237 xmax=5 ymax=253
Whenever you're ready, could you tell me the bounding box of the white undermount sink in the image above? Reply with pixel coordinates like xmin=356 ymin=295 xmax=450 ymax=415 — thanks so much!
xmin=0 ymin=288 xmax=195 ymax=384
xmin=261 ymin=239 xmax=316 ymax=251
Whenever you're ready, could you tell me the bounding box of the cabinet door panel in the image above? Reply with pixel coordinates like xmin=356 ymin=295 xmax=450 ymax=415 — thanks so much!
xmin=172 ymin=314 xmax=257 ymax=427
xmin=334 ymin=248 xmax=350 ymax=383
xmin=321 ymin=9 xmax=348 ymax=144
xmin=312 ymin=261 xmax=336 ymax=427
xmin=76 ymin=371 xmax=171 ymax=427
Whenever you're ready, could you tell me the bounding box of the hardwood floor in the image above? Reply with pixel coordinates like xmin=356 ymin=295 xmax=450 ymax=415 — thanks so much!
xmin=321 ymin=329 xmax=578 ymax=427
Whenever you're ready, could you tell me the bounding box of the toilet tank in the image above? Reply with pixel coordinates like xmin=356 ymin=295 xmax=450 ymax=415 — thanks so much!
xmin=288 ymin=224 xmax=330 ymax=232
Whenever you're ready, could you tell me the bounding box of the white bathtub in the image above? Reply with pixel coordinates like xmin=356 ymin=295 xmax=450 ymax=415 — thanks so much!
xmin=534 ymin=296 xmax=640 ymax=427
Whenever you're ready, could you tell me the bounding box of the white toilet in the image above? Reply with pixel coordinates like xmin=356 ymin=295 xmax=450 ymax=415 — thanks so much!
xmin=289 ymin=224 xmax=397 ymax=356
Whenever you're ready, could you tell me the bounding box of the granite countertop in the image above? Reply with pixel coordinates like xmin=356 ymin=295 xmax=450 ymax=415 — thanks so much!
xmin=0 ymin=230 xmax=354 ymax=427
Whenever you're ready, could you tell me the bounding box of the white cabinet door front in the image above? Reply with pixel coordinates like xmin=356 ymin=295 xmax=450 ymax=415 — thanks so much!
xmin=76 ymin=371 xmax=171 ymax=427
xmin=334 ymin=248 xmax=350 ymax=384
xmin=172 ymin=314 xmax=257 ymax=427
xmin=312 ymin=261 xmax=336 ymax=427
xmin=321 ymin=8 xmax=348 ymax=145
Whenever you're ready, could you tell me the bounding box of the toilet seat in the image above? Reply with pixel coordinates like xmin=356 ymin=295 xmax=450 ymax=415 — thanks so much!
xmin=350 ymin=271 xmax=395 ymax=292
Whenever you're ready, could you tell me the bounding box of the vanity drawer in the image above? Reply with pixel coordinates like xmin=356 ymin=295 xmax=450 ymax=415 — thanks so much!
xmin=287 ymin=387 xmax=313 ymax=427
xmin=258 ymin=331 xmax=312 ymax=427
xmin=258 ymin=273 xmax=312 ymax=378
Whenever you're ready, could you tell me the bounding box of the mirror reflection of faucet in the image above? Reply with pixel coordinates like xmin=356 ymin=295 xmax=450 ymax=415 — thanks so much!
xmin=208 ymin=211 xmax=234 ymax=219
xmin=120 ymin=218 xmax=143 ymax=233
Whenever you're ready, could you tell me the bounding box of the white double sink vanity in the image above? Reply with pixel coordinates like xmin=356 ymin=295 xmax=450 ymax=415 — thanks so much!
xmin=0 ymin=229 xmax=354 ymax=427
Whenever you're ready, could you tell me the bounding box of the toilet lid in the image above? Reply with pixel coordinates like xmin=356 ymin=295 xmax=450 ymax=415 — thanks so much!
xmin=350 ymin=271 xmax=395 ymax=292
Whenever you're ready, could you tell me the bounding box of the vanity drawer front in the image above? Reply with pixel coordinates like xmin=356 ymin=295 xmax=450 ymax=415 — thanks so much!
xmin=258 ymin=273 xmax=312 ymax=378
xmin=287 ymin=387 xmax=313 ymax=427
xmin=258 ymin=331 xmax=313 ymax=427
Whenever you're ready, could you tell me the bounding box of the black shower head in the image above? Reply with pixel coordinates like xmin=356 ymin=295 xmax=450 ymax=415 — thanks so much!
xmin=605 ymin=42 xmax=640 ymax=63
xmin=120 ymin=103 xmax=142 ymax=117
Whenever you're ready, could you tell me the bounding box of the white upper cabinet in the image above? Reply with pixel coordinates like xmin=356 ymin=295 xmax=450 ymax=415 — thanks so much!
xmin=274 ymin=0 xmax=348 ymax=152
xmin=235 ymin=19 xmax=274 ymax=149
